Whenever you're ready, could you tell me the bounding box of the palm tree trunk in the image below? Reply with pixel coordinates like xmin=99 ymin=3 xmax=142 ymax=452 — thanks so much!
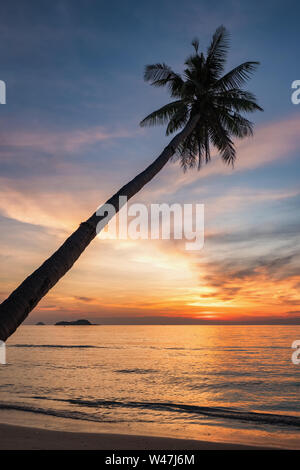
xmin=0 ymin=114 xmax=200 ymax=341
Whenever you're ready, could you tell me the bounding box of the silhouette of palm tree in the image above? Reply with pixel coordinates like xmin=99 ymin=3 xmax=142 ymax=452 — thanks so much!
xmin=0 ymin=26 xmax=262 ymax=340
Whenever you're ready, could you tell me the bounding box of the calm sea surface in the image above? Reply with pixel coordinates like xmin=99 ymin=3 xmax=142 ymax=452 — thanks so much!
xmin=1 ymin=325 xmax=300 ymax=448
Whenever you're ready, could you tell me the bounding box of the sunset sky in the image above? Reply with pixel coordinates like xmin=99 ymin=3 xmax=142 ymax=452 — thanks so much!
xmin=0 ymin=0 xmax=299 ymax=324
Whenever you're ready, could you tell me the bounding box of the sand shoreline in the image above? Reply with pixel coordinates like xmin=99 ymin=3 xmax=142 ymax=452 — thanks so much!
xmin=0 ymin=422 xmax=280 ymax=450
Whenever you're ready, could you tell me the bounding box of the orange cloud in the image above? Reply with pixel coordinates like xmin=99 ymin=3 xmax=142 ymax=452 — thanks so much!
xmin=1 ymin=114 xmax=300 ymax=324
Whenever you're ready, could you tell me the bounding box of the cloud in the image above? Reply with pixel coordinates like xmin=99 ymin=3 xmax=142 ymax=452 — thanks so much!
xmin=207 ymin=222 xmax=300 ymax=245
xmin=73 ymin=296 xmax=95 ymax=303
xmin=0 ymin=113 xmax=299 ymax=232
xmin=1 ymin=125 xmax=132 ymax=154
xmin=1 ymin=114 xmax=300 ymax=323
xmin=189 ymin=245 xmax=300 ymax=308
xmin=286 ymin=310 xmax=300 ymax=316
xmin=139 ymin=114 xmax=300 ymax=201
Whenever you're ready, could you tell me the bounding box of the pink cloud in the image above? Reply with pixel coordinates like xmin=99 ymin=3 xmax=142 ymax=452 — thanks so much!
xmin=1 ymin=125 xmax=133 ymax=154
xmin=139 ymin=114 xmax=300 ymax=200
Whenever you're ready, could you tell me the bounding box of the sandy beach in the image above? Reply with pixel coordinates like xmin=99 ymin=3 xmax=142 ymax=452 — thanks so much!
xmin=0 ymin=423 xmax=276 ymax=450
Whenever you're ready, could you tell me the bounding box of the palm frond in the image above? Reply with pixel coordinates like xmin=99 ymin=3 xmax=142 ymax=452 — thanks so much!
xmin=206 ymin=25 xmax=230 ymax=77
xmin=184 ymin=51 xmax=205 ymax=72
xmin=144 ymin=63 xmax=185 ymax=97
xmin=191 ymin=38 xmax=199 ymax=53
xmin=166 ymin=105 xmax=189 ymax=135
xmin=140 ymin=100 xmax=185 ymax=128
xmin=176 ymin=135 xmax=199 ymax=171
xmin=208 ymin=118 xmax=236 ymax=166
xmin=214 ymin=61 xmax=260 ymax=91
xmin=144 ymin=63 xmax=174 ymax=83
xmin=219 ymin=111 xmax=253 ymax=138
xmin=214 ymin=89 xmax=263 ymax=113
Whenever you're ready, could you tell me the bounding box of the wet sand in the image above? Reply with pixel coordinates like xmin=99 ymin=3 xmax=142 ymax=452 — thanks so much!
xmin=0 ymin=422 xmax=276 ymax=450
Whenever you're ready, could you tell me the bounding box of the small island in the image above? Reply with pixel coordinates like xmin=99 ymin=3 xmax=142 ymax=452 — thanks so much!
xmin=55 ymin=319 xmax=92 ymax=326
xmin=36 ymin=321 xmax=45 ymax=325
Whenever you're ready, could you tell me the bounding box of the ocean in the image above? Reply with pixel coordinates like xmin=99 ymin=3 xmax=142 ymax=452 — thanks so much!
xmin=1 ymin=325 xmax=300 ymax=448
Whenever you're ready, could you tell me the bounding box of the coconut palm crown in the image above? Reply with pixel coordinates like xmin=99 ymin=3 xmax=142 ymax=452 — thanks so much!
xmin=140 ymin=26 xmax=263 ymax=170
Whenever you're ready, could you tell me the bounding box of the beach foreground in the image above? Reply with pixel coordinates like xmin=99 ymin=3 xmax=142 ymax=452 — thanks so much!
xmin=0 ymin=423 xmax=276 ymax=450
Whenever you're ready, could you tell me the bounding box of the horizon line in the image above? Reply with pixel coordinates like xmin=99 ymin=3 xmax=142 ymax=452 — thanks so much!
xmin=27 ymin=318 xmax=300 ymax=326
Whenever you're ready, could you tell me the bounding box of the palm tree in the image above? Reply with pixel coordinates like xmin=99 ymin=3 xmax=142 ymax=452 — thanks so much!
xmin=0 ymin=26 xmax=262 ymax=341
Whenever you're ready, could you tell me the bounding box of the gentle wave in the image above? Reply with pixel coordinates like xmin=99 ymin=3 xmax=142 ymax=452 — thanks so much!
xmin=114 ymin=369 xmax=158 ymax=374
xmin=2 ymin=397 xmax=300 ymax=428
xmin=0 ymin=401 xmax=151 ymax=424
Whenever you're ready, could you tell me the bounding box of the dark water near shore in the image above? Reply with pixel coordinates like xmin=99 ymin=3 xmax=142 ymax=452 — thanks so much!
xmin=1 ymin=325 xmax=300 ymax=448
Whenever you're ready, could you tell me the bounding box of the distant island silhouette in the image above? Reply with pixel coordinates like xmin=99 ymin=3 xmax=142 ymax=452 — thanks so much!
xmin=36 ymin=321 xmax=45 ymax=325
xmin=55 ymin=319 xmax=92 ymax=326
